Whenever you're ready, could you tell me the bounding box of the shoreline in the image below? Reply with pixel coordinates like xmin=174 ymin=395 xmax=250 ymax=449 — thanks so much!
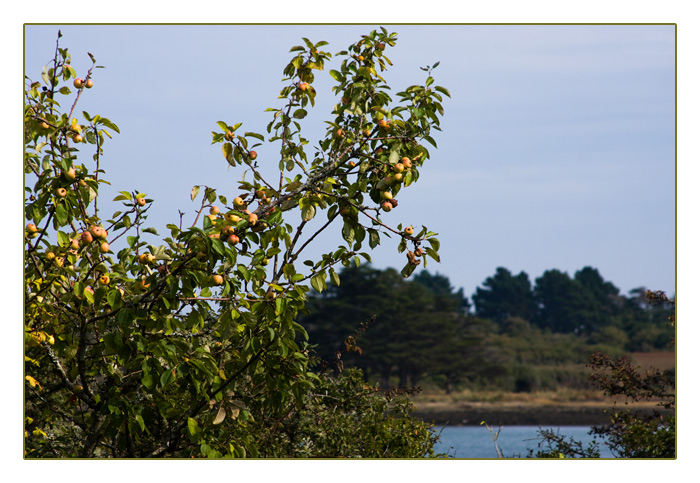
xmin=412 ymin=401 xmax=671 ymax=427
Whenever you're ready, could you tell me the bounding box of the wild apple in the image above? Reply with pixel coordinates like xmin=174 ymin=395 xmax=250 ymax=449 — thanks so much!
xmin=393 ymin=163 xmax=404 ymax=173
xmin=377 ymin=118 xmax=390 ymax=130
xmin=73 ymin=78 xmax=84 ymax=89
xmin=89 ymin=226 xmax=107 ymax=240
xmin=26 ymin=223 xmax=38 ymax=235
xmin=233 ymin=196 xmax=245 ymax=208
xmin=248 ymin=213 xmax=258 ymax=225
xmin=226 ymin=213 xmax=241 ymax=223
xmin=381 ymin=201 xmax=393 ymax=212
xmin=63 ymin=167 xmax=76 ymax=182
xmin=99 ymin=241 xmax=110 ymax=253
xmin=211 ymin=274 xmax=224 ymax=286
xmin=382 ymin=191 xmax=393 ymax=200
xmin=55 ymin=188 xmax=67 ymax=197
xmin=85 ymin=79 xmax=93 ymax=88
xmin=227 ymin=234 xmax=240 ymax=245
xmin=136 ymin=197 xmax=146 ymax=206
xmin=401 ymin=157 xmax=412 ymax=168
xmin=98 ymin=275 xmax=110 ymax=286
xmin=404 ymin=225 xmax=414 ymax=235
xmin=80 ymin=231 xmax=93 ymax=245
xmin=138 ymin=253 xmax=155 ymax=264
xmin=249 ymin=150 xmax=257 ymax=160
xmin=72 ymin=134 xmax=83 ymax=143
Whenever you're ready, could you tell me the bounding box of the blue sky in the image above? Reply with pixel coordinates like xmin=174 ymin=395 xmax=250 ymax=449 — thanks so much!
xmin=22 ymin=24 xmax=676 ymax=299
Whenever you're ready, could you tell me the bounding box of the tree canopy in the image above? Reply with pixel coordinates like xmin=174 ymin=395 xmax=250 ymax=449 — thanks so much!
xmin=24 ymin=28 xmax=449 ymax=458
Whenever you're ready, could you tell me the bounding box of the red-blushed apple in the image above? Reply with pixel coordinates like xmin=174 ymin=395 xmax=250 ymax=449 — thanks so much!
xmin=249 ymin=150 xmax=258 ymax=160
xmin=80 ymin=231 xmax=93 ymax=245
xmin=233 ymin=196 xmax=245 ymax=208
xmin=401 ymin=157 xmax=412 ymax=168
xmin=136 ymin=197 xmax=146 ymax=206
xmin=211 ymin=274 xmax=224 ymax=286
xmin=73 ymin=78 xmax=84 ymax=89
xmin=404 ymin=225 xmax=414 ymax=236
xmin=55 ymin=188 xmax=67 ymax=197
xmin=99 ymin=241 xmax=110 ymax=254
xmin=85 ymin=79 xmax=93 ymax=88
xmin=227 ymin=234 xmax=240 ymax=245
xmin=381 ymin=201 xmax=393 ymax=212
xmin=247 ymin=213 xmax=258 ymax=225
xmin=98 ymin=275 xmax=110 ymax=286
xmin=89 ymin=226 xmax=107 ymax=240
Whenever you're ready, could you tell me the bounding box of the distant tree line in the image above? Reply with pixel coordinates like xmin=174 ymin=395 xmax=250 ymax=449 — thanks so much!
xmin=300 ymin=265 xmax=674 ymax=393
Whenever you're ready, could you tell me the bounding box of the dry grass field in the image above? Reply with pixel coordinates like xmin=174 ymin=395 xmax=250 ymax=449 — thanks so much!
xmin=410 ymin=352 xmax=675 ymax=426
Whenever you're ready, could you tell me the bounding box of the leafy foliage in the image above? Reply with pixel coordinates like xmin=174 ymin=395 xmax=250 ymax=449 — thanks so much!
xmin=526 ymin=290 xmax=675 ymax=459
xmin=23 ymin=28 xmax=448 ymax=458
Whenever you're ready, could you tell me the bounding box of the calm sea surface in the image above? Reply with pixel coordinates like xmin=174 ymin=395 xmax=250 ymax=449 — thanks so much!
xmin=432 ymin=425 xmax=615 ymax=458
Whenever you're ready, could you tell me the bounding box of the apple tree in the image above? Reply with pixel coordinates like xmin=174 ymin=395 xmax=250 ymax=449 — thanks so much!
xmin=23 ymin=28 xmax=449 ymax=458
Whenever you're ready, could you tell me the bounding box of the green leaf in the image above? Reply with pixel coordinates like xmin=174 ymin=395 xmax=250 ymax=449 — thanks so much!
xmin=188 ymin=417 xmax=198 ymax=436
xmin=435 ymin=85 xmax=451 ymax=98
xmin=211 ymin=238 xmax=225 ymax=256
xmin=292 ymin=109 xmax=307 ymax=119
xmin=217 ymin=121 xmax=229 ymax=132
xmin=56 ymin=230 xmax=69 ymax=247
xmin=329 ymin=268 xmax=340 ymax=287
xmin=401 ymin=262 xmax=418 ymax=278
xmin=245 ymin=132 xmax=265 ymax=141
xmin=342 ymin=220 xmax=355 ymax=244
xmin=425 ymin=247 xmax=440 ymax=263
xmin=99 ymin=118 xmax=120 ymax=133
xmin=428 ymin=237 xmax=440 ymax=252
xmin=301 ymin=202 xmax=315 ymax=222
xmin=368 ymin=229 xmax=380 ymax=248
xmin=222 ymin=143 xmax=233 ymax=163
xmin=191 ymin=185 xmax=200 ymax=201
xmin=329 ymin=70 xmax=343 ymax=82
xmin=310 ymin=272 xmax=326 ymax=293
xmin=135 ymin=414 xmax=146 ymax=432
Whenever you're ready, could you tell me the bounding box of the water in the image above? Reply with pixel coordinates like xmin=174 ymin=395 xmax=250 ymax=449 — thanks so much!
xmin=432 ymin=425 xmax=615 ymax=458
